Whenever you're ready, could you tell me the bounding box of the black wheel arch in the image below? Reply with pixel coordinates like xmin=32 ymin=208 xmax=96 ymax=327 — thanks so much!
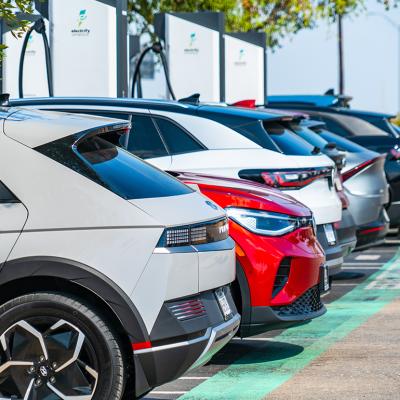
xmin=0 ymin=256 xmax=149 ymax=345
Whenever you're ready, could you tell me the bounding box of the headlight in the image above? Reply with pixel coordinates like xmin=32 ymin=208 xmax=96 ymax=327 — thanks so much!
xmin=226 ymin=207 xmax=314 ymax=236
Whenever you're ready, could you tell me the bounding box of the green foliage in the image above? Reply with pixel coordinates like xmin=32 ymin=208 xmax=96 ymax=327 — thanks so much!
xmin=0 ymin=0 xmax=35 ymax=59
xmin=128 ymin=0 xmax=394 ymax=48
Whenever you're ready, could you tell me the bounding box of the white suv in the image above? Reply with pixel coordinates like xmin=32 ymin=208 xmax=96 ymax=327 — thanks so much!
xmin=0 ymin=105 xmax=239 ymax=399
xmin=11 ymin=97 xmax=343 ymax=275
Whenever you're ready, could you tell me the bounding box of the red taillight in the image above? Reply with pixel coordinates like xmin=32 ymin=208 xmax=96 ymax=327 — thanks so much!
xmin=359 ymin=226 xmax=385 ymax=235
xmin=231 ymin=99 xmax=256 ymax=108
xmin=261 ymin=168 xmax=332 ymax=189
xmin=132 ymin=341 xmax=152 ymax=351
xmin=342 ymin=156 xmax=384 ymax=182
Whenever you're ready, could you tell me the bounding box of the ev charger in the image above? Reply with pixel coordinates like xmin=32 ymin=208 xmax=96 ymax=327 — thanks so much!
xmin=1 ymin=0 xmax=128 ymax=98
xmin=1 ymin=15 xmax=50 ymax=98
xmin=224 ymin=32 xmax=266 ymax=104
xmin=155 ymin=12 xmax=224 ymax=102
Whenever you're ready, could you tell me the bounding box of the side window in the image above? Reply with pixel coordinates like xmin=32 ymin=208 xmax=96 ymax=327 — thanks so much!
xmin=128 ymin=115 xmax=169 ymax=159
xmin=154 ymin=117 xmax=205 ymax=155
xmin=322 ymin=117 xmax=351 ymax=137
xmin=0 ymin=182 xmax=19 ymax=203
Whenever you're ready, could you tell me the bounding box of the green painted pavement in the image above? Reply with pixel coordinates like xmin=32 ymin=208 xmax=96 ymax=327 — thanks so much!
xmin=179 ymin=251 xmax=400 ymax=400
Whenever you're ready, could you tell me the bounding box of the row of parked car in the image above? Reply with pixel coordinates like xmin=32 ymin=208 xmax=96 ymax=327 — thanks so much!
xmin=0 ymin=93 xmax=394 ymax=399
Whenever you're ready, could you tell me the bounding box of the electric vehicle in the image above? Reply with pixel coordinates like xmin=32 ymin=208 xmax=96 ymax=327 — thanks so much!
xmin=0 ymin=106 xmax=239 ymax=399
xmin=307 ymin=122 xmax=390 ymax=249
xmin=11 ymin=97 xmax=344 ymax=276
xmin=174 ymin=171 xmax=327 ymax=337
xmin=267 ymin=96 xmax=400 ymax=229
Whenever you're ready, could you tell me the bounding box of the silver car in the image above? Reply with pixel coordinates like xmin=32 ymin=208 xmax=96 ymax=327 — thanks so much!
xmin=310 ymin=124 xmax=389 ymax=249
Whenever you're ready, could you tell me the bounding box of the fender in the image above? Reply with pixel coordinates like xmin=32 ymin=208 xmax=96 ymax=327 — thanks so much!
xmin=235 ymin=260 xmax=252 ymax=336
xmin=0 ymin=256 xmax=149 ymax=344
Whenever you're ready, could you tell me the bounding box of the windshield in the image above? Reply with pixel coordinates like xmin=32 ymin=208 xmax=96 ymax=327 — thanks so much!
xmin=338 ymin=114 xmax=389 ymax=136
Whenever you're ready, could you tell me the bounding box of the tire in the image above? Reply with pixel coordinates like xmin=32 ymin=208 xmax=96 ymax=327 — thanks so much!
xmin=0 ymin=292 xmax=126 ymax=400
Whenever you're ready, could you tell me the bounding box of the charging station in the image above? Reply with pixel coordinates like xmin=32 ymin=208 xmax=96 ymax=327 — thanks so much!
xmin=1 ymin=13 xmax=50 ymax=98
xmin=224 ymin=32 xmax=266 ymax=104
xmin=1 ymin=0 xmax=128 ymax=98
xmin=155 ymin=12 xmax=225 ymax=102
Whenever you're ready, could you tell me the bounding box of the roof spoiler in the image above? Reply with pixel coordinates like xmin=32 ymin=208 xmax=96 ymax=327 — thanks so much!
xmin=324 ymin=89 xmax=352 ymax=107
xmin=231 ymin=99 xmax=256 ymax=109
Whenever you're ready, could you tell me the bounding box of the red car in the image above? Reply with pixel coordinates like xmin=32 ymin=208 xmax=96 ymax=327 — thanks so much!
xmin=174 ymin=171 xmax=327 ymax=337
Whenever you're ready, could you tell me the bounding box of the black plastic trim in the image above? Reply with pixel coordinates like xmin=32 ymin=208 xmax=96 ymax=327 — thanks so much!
xmin=0 ymin=257 xmax=148 ymax=343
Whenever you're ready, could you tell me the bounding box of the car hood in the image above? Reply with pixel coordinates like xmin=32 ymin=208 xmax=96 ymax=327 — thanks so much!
xmin=173 ymin=171 xmax=312 ymax=217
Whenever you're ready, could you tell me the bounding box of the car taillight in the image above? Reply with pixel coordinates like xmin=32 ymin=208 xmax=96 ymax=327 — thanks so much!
xmin=342 ymin=156 xmax=384 ymax=182
xmin=260 ymin=167 xmax=332 ymax=189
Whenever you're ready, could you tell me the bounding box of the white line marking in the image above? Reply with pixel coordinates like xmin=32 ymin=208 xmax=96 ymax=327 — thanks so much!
xmin=231 ymin=337 xmax=273 ymax=342
xmin=343 ymin=262 xmax=383 ymax=266
xmin=151 ymin=391 xmax=188 ymax=395
xmin=179 ymin=377 xmax=208 ymax=380
xmin=343 ymin=267 xmax=381 ymax=270
xmin=355 ymin=254 xmax=381 ymax=261
xmin=385 ymin=239 xmax=400 ymax=244
xmin=333 ymin=283 xmax=358 ymax=286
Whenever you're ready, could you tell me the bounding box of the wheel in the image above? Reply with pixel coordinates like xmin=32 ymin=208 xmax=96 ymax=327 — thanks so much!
xmin=0 ymin=292 xmax=126 ymax=400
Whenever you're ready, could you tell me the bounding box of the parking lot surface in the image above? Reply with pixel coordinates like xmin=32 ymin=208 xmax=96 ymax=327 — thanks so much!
xmin=145 ymin=238 xmax=400 ymax=400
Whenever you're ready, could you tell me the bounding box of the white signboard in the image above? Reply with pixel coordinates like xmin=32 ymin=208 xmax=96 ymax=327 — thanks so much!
xmin=165 ymin=14 xmax=220 ymax=101
xmin=2 ymin=19 xmax=50 ymax=98
xmin=224 ymin=35 xmax=265 ymax=104
xmin=50 ymin=0 xmax=117 ymax=96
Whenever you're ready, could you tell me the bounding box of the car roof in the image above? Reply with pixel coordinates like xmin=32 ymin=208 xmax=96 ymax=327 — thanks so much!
xmin=2 ymin=106 xmax=128 ymax=148
xmin=10 ymin=97 xmax=295 ymax=124
xmin=267 ymin=95 xmax=395 ymax=119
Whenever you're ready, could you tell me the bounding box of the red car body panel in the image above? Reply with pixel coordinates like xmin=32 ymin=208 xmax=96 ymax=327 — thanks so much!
xmin=174 ymin=171 xmax=326 ymax=335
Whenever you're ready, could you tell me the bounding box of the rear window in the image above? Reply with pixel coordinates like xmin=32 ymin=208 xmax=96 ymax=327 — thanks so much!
xmin=36 ymin=128 xmax=193 ymax=200
xmin=291 ymin=123 xmax=329 ymax=150
xmin=327 ymin=114 xmax=389 ymax=137
xmin=230 ymin=121 xmax=278 ymax=151
xmin=263 ymin=121 xmax=316 ymax=155
xmin=315 ymin=128 xmax=367 ymax=153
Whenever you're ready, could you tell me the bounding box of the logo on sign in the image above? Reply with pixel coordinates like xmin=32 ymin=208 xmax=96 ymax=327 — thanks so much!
xmin=184 ymin=32 xmax=199 ymax=55
xmin=71 ymin=9 xmax=90 ymax=36
xmin=234 ymin=48 xmax=246 ymax=66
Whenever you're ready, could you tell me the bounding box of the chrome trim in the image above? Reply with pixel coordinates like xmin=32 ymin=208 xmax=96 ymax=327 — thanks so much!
xmin=134 ymin=313 xmax=240 ymax=355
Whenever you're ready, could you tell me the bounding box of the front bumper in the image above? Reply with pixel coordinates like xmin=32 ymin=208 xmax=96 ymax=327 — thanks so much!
xmin=133 ymin=286 xmax=240 ymax=397
xmin=240 ymin=285 xmax=326 ymax=337
xmin=316 ymin=224 xmax=343 ymax=276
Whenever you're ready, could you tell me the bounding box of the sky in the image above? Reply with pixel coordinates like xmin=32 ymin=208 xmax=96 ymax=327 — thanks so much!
xmin=268 ymin=1 xmax=400 ymax=114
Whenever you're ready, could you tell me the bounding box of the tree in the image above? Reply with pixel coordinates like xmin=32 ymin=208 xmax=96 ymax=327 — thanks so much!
xmin=0 ymin=0 xmax=35 ymax=59
xmin=128 ymin=0 xmax=387 ymax=48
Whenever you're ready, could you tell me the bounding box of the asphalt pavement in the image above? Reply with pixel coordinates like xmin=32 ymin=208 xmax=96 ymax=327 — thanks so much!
xmin=144 ymin=237 xmax=400 ymax=400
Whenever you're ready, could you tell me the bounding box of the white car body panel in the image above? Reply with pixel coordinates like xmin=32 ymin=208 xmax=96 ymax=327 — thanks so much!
xmin=0 ymin=108 xmax=236 ymax=333
xmin=0 ymin=203 xmax=28 ymax=264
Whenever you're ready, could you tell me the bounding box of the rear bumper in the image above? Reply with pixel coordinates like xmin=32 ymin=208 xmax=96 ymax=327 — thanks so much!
xmin=133 ymin=286 xmax=240 ymax=397
xmin=355 ymin=209 xmax=389 ymax=250
xmin=336 ymin=208 xmax=357 ymax=257
xmin=388 ymin=201 xmax=400 ymax=228
xmin=316 ymin=224 xmax=343 ymax=276
xmin=240 ymin=286 xmax=326 ymax=337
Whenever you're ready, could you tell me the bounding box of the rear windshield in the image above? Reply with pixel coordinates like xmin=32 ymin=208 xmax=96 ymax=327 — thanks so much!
xmin=36 ymin=128 xmax=193 ymax=200
xmin=263 ymin=121 xmax=316 ymax=155
xmin=291 ymin=123 xmax=329 ymax=150
xmin=335 ymin=114 xmax=389 ymax=136
xmin=231 ymin=120 xmax=317 ymax=155
xmin=315 ymin=128 xmax=367 ymax=153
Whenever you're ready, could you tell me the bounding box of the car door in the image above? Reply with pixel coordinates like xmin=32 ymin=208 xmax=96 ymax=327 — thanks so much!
xmin=0 ymin=182 xmax=28 ymax=265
